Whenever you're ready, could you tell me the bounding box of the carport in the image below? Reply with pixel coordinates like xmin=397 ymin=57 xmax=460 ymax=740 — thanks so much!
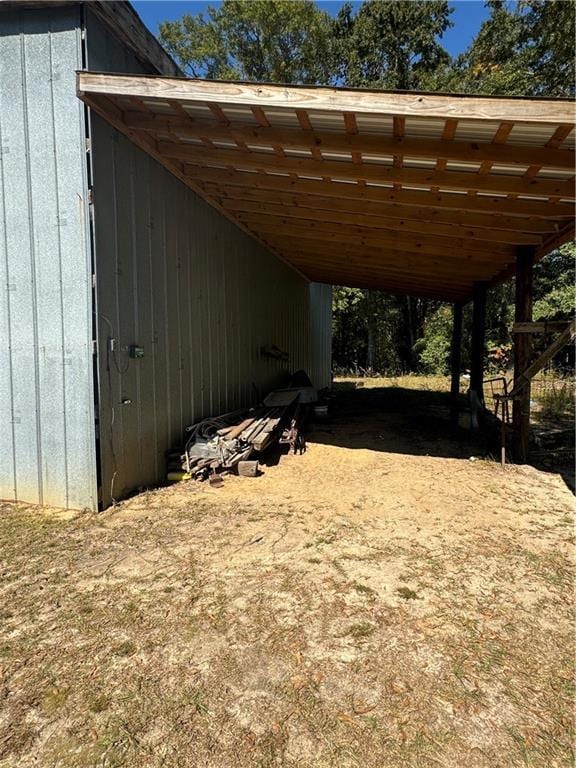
xmin=78 ymin=73 xmax=575 ymax=459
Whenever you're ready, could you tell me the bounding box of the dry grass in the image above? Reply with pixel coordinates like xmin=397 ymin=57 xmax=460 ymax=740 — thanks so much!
xmin=0 ymin=378 xmax=574 ymax=768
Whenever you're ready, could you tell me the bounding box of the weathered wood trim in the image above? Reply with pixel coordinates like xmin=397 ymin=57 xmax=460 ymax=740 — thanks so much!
xmin=173 ymin=145 xmax=576 ymax=198
xmin=193 ymin=168 xmax=574 ymax=219
xmin=77 ymin=72 xmax=576 ymax=124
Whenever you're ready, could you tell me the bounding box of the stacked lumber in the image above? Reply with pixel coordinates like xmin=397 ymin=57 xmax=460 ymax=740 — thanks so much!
xmin=175 ymin=386 xmax=315 ymax=483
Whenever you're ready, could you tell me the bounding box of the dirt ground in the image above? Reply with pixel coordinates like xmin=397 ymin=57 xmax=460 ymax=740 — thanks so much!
xmin=1 ymin=378 xmax=574 ymax=768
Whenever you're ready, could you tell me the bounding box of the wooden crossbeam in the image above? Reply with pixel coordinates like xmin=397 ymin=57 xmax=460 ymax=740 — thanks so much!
xmin=191 ymin=166 xmax=574 ymax=219
xmin=77 ymin=72 xmax=576 ymax=124
xmin=513 ymin=321 xmax=571 ymax=333
xmin=212 ymin=186 xmax=557 ymax=234
xmin=274 ymin=250 xmax=499 ymax=281
xmin=224 ymin=200 xmax=542 ymax=245
xmin=509 ymin=320 xmax=576 ymax=397
xmin=238 ymin=215 xmax=515 ymax=257
xmin=296 ymin=270 xmax=467 ymax=300
xmin=167 ymin=144 xmax=576 ymax=198
xmin=122 ymin=111 xmax=575 ymax=171
xmin=260 ymin=233 xmax=511 ymax=266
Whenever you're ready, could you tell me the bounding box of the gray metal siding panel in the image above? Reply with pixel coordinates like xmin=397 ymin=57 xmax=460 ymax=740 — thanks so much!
xmin=0 ymin=8 xmax=97 ymax=510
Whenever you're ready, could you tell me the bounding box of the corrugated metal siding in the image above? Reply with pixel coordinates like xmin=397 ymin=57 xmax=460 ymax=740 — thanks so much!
xmin=91 ymin=119 xmax=317 ymax=506
xmin=83 ymin=9 xmax=332 ymax=507
xmin=0 ymin=7 xmax=97 ymax=510
xmin=309 ymin=283 xmax=333 ymax=390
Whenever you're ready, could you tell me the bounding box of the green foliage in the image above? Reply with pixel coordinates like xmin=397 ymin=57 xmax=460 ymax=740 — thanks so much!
xmin=413 ymin=305 xmax=452 ymax=374
xmin=533 ymin=243 xmax=576 ymax=320
xmin=427 ymin=0 xmax=575 ymax=95
xmin=331 ymin=0 xmax=452 ymax=89
xmin=159 ymin=0 xmax=335 ymax=83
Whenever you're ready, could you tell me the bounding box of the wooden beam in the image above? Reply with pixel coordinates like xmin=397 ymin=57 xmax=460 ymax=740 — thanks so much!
xmin=262 ymin=235 xmax=511 ymax=271
xmin=278 ymin=250 xmax=492 ymax=282
xmin=169 ymin=144 xmax=576 ymax=198
xmin=212 ymin=186 xmax=557 ymax=234
xmin=470 ymin=281 xmax=488 ymax=405
xmin=450 ymin=302 xmax=464 ymax=428
xmin=190 ymin=167 xmax=574 ymax=219
xmin=512 ymin=248 xmax=534 ymax=461
xmin=122 ymin=110 xmax=576 ymax=170
xmin=225 ymin=200 xmax=542 ymax=245
xmin=513 ymin=321 xmax=571 ymax=334
xmin=77 ymin=72 xmax=576 ymax=124
xmin=273 ymin=240 xmax=504 ymax=274
xmin=297 ymin=268 xmax=467 ymax=299
xmin=241 ymin=218 xmax=515 ymax=258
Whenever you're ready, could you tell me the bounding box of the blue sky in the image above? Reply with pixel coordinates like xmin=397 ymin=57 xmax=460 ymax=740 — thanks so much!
xmin=132 ymin=1 xmax=491 ymax=58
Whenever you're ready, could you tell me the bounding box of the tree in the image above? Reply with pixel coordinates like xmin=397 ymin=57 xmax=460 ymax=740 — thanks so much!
xmin=159 ymin=0 xmax=335 ymax=84
xmin=427 ymin=0 xmax=575 ymax=96
xmin=332 ymin=0 xmax=452 ymax=90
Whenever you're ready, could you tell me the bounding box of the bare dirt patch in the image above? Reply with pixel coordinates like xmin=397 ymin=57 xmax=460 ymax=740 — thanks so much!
xmin=0 ymin=379 xmax=574 ymax=767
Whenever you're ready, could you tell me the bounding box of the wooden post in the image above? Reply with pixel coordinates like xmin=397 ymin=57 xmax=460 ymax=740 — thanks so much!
xmin=513 ymin=247 xmax=534 ymax=461
xmin=470 ymin=281 xmax=488 ymax=407
xmin=450 ymin=301 xmax=463 ymax=427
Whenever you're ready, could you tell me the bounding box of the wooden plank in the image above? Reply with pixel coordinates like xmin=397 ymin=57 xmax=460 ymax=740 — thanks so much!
xmin=238 ymin=216 xmax=516 ymax=257
xmin=77 ymin=72 xmax=576 ymax=124
xmin=225 ymin=200 xmax=542 ymax=245
xmin=264 ymin=236 xmax=510 ymax=269
xmin=295 ymin=261 xmax=470 ymax=289
xmin=297 ymin=269 xmax=468 ymax=300
xmin=212 ymin=186 xmax=557 ymax=234
xmin=191 ymin=167 xmax=575 ymax=219
xmin=513 ymin=321 xmax=571 ymax=333
xmin=278 ymin=251 xmax=498 ymax=281
xmin=122 ymin=110 xmax=576 ymax=170
xmin=169 ymin=144 xmax=576 ymax=198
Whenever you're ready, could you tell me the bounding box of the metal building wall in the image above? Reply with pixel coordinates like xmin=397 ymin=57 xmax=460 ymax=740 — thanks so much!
xmin=84 ymin=11 xmax=332 ymax=508
xmin=0 ymin=7 xmax=97 ymax=510
xmin=90 ymin=122 xmax=317 ymax=506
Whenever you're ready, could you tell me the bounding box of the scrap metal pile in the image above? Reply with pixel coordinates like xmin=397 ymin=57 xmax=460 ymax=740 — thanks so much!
xmin=168 ymin=375 xmax=318 ymax=484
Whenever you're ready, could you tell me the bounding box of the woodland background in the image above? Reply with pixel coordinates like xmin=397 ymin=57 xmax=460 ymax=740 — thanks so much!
xmin=159 ymin=0 xmax=575 ymax=375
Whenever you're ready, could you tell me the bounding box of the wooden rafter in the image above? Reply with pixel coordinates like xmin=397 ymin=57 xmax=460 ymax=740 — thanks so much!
xmin=76 ymin=71 xmax=576 ymax=299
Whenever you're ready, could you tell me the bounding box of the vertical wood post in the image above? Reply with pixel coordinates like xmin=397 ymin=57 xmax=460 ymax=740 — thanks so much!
xmin=470 ymin=281 xmax=488 ymax=406
xmin=450 ymin=301 xmax=463 ymax=427
xmin=513 ymin=247 xmax=534 ymax=461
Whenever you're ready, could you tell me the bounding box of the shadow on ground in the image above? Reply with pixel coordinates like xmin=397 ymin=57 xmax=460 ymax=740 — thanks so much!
xmin=309 ymin=383 xmax=489 ymax=461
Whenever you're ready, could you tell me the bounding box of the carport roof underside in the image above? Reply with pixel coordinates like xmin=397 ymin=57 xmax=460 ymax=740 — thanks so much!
xmin=78 ymin=72 xmax=575 ymax=301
